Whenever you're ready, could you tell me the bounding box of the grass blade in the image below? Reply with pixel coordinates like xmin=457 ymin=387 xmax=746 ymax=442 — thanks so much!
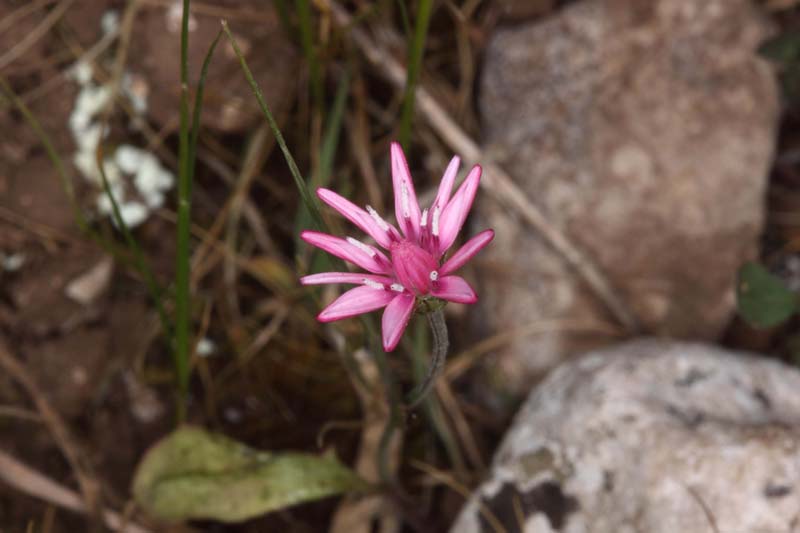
xmin=222 ymin=20 xmax=326 ymax=232
xmin=0 ymin=77 xmax=89 ymax=233
xmin=295 ymin=0 xmax=324 ymax=111
xmin=188 ymin=29 xmax=223 ymax=196
xmin=398 ymin=0 xmax=434 ymax=150
xmin=314 ymin=68 xmax=350 ymax=188
xmin=174 ymin=0 xmax=194 ymax=421
xmin=294 ymin=68 xmax=351 ymax=243
xmin=94 ymin=148 xmax=173 ymax=341
xmin=395 ymin=0 xmax=411 ymax=38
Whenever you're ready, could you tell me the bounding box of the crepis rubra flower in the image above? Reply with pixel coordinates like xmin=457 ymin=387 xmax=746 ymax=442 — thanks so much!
xmin=300 ymin=142 xmax=494 ymax=352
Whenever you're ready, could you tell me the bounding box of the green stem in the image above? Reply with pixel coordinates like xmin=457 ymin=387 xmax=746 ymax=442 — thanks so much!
xmin=405 ymin=309 xmax=449 ymax=408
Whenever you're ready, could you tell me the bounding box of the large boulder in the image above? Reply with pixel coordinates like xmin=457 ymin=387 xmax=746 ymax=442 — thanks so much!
xmin=475 ymin=0 xmax=779 ymax=393
xmin=452 ymin=340 xmax=800 ymax=532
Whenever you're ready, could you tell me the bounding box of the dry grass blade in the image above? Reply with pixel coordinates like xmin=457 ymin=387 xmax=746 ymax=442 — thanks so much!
xmin=434 ymin=380 xmax=484 ymax=471
xmin=320 ymin=0 xmax=641 ymax=334
xmin=0 ymin=450 xmax=151 ymax=533
xmin=0 ymin=340 xmax=100 ymax=522
xmin=444 ymin=319 xmax=622 ymax=381
xmin=0 ymin=0 xmax=56 ymax=35
xmin=0 ymin=0 xmax=77 ymax=71
xmin=224 ymin=123 xmax=272 ymax=321
xmin=408 ymin=459 xmax=508 ymax=533
xmin=329 ymin=342 xmax=401 ymax=533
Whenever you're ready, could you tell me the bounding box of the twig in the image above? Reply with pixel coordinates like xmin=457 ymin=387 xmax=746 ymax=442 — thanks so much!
xmin=0 ymin=450 xmax=151 ymax=533
xmin=0 ymin=405 xmax=42 ymax=423
xmin=329 ymin=343 xmax=401 ymax=533
xmin=0 ymin=340 xmax=101 ymax=521
xmin=0 ymin=0 xmax=56 ymax=36
xmin=224 ymin=123 xmax=272 ymax=322
xmin=408 ymin=459 xmax=508 ymax=533
xmin=683 ymin=484 xmax=720 ymax=533
xmin=444 ymin=318 xmax=622 ymax=381
xmin=434 ymin=380 xmax=484 ymax=471
xmin=320 ymin=0 xmax=641 ymax=333
xmin=0 ymin=0 xmax=76 ymax=71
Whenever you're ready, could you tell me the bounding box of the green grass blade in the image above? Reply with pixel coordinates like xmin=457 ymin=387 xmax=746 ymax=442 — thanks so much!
xmin=398 ymin=0 xmax=434 ymax=150
xmin=188 ymin=29 xmax=222 ymax=197
xmin=295 ymin=0 xmax=324 ymax=111
xmin=314 ymin=68 xmax=350 ymax=188
xmin=294 ymin=68 xmax=350 ymax=244
xmin=174 ymin=0 xmax=194 ymax=421
xmin=0 ymin=77 xmax=89 ymax=233
xmin=94 ymin=149 xmax=173 ymax=341
xmin=273 ymin=0 xmax=292 ymax=36
xmin=394 ymin=0 xmax=411 ymax=38
xmin=222 ymin=21 xmax=326 ymax=232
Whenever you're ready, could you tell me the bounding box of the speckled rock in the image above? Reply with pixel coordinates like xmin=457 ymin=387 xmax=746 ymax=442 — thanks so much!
xmin=451 ymin=340 xmax=800 ymax=533
xmin=475 ymin=0 xmax=779 ymax=393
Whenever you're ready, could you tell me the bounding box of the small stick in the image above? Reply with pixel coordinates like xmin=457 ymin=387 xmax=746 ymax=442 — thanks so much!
xmin=0 ymin=0 xmax=77 ymax=71
xmin=0 ymin=340 xmax=101 ymax=520
xmin=0 ymin=450 xmax=151 ymax=533
xmin=320 ymin=0 xmax=641 ymax=334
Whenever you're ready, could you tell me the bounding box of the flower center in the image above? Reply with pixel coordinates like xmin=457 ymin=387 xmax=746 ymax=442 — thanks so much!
xmin=390 ymin=239 xmax=438 ymax=295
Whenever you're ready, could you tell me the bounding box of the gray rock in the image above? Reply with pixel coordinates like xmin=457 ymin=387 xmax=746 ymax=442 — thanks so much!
xmin=475 ymin=0 xmax=779 ymax=393
xmin=451 ymin=340 xmax=800 ymax=533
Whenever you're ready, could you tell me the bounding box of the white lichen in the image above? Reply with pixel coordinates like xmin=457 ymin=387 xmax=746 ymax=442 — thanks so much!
xmin=67 ymin=45 xmax=171 ymax=229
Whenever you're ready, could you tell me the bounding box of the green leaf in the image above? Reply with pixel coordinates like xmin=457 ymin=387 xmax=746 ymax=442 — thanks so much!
xmin=132 ymin=426 xmax=368 ymax=523
xmin=759 ymin=32 xmax=800 ymax=64
xmin=737 ymin=262 xmax=798 ymax=329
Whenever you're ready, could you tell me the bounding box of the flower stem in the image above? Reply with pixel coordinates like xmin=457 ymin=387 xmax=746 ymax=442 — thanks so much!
xmin=405 ymin=309 xmax=449 ymax=408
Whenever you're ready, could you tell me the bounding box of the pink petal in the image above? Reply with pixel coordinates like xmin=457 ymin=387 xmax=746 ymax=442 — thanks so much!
xmin=317 ymin=188 xmax=398 ymax=249
xmin=381 ymin=293 xmax=416 ymax=352
xmin=318 ymin=285 xmax=395 ymax=322
xmin=439 ymin=229 xmax=494 ymax=276
xmin=437 ymin=165 xmax=482 ymax=255
xmin=301 ymin=231 xmax=392 ymax=274
xmin=431 ymin=155 xmax=460 ymax=213
xmin=391 ymin=142 xmax=422 ymax=241
xmin=300 ymin=272 xmax=394 ymax=286
xmin=430 ymin=275 xmax=477 ymax=304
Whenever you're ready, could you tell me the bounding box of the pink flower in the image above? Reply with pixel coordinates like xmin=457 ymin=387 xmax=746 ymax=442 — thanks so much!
xmin=300 ymin=143 xmax=494 ymax=352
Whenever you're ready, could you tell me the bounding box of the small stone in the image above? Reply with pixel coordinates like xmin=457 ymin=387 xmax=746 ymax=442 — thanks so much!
xmin=452 ymin=340 xmax=800 ymax=532
xmin=64 ymin=256 xmax=114 ymax=305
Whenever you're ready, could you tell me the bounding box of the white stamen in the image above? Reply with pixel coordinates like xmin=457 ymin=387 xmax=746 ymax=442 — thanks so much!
xmin=366 ymin=205 xmax=390 ymax=231
xmin=346 ymin=237 xmax=376 ymax=257
xmin=420 ymin=208 xmax=429 ymax=227
xmin=401 ymin=181 xmax=410 ymax=218
xmin=429 ymin=270 xmax=439 ymax=281
xmin=390 ymin=283 xmax=405 ymax=293
xmin=432 ymin=206 xmax=441 ymax=236
xmin=363 ymin=278 xmax=385 ymax=290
